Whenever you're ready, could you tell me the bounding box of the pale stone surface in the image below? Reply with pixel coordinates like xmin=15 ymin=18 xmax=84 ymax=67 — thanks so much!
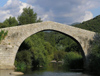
xmin=0 ymin=21 xmax=96 ymax=69
xmin=0 ymin=70 xmax=15 ymax=76
xmin=10 ymin=72 xmax=24 ymax=75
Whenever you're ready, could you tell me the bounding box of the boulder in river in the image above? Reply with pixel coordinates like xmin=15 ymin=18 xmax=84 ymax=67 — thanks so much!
xmin=10 ymin=72 xmax=24 ymax=75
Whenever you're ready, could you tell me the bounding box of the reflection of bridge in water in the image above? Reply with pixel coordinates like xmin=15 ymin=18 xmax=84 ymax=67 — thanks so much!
xmin=0 ymin=21 xmax=95 ymax=69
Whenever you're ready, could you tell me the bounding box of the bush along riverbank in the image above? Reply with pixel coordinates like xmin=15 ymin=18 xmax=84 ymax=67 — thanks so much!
xmin=87 ymin=33 xmax=100 ymax=75
xmin=63 ymin=52 xmax=83 ymax=71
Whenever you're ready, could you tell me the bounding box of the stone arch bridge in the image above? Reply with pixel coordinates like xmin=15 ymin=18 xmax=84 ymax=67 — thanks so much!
xmin=0 ymin=21 xmax=95 ymax=69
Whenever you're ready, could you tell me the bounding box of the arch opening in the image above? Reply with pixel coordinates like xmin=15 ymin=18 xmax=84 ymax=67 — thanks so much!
xmin=15 ymin=29 xmax=85 ymax=70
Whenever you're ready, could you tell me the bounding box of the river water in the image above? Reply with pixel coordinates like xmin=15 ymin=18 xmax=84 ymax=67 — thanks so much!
xmin=0 ymin=63 xmax=93 ymax=76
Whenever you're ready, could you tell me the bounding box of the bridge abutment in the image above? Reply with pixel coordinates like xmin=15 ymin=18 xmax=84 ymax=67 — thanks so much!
xmin=0 ymin=49 xmax=16 ymax=69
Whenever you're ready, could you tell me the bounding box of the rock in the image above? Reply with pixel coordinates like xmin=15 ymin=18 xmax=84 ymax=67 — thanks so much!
xmin=10 ymin=72 xmax=24 ymax=75
xmin=51 ymin=60 xmax=56 ymax=63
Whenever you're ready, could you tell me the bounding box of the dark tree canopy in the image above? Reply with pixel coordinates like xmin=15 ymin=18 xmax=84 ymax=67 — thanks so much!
xmin=18 ymin=7 xmax=42 ymax=25
xmin=74 ymin=15 xmax=100 ymax=33
xmin=1 ymin=16 xmax=18 ymax=28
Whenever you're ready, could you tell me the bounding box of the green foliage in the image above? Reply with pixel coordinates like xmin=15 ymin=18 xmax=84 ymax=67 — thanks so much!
xmin=18 ymin=7 xmax=42 ymax=25
xmin=0 ymin=30 xmax=8 ymax=42
xmin=44 ymin=31 xmax=56 ymax=47
xmin=3 ymin=16 xmax=18 ymax=27
xmin=0 ymin=23 xmax=8 ymax=28
xmin=64 ymin=52 xmax=83 ymax=69
xmin=43 ymin=42 xmax=55 ymax=60
xmin=16 ymin=50 xmax=32 ymax=67
xmin=74 ymin=15 xmax=100 ymax=33
xmin=45 ymin=31 xmax=81 ymax=53
xmin=15 ymin=60 xmax=26 ymax=71
xmin=29 ymin=35 xmax=54 ymax=67
xmin=54 ymin=51 xmax=66 ymax=62
xmin=88 ymin=33 xmax=100 ymax=75
xmin=0 ymin=16 xmax=18 ymax=28
xmin=16 ymin=32 xmax=55 ymax=68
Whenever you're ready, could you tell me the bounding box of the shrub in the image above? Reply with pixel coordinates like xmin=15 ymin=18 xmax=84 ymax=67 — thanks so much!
xmin=15 ymin=60 xmax=26 ymax=71
xmin=54 ymin=51 xmax=66 ymax=62
xmin=0 ymin=30 xmax=8 ymax=42
xmin=88 ymin=33 xmax=100 ymax=75
xmin=64 ymin=52 xmax=83 ymax=69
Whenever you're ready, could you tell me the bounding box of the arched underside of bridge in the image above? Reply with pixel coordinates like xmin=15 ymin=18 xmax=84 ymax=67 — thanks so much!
xmin=0 ymin=21 xmax=95 ymax=69
xmin=18 ymin=29 xmax=86 ymax=59
xmin=19 ymin=29 xmax=86 ymax=56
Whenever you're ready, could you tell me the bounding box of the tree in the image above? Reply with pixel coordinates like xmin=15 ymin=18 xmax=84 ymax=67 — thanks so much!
xmin=23 ymin=34 xmax=54 ymax=67
xmin=18 ymin=7 xmax=42 ymax=25
xmin=88 ymin=33 xmax=100 ymax=75
xmin=54 ymin=51 xmax=66 ymax=62
xmin=15 ymin=50 xmax=32 ymax=67
xmin=0 ymin=23 xmax=8 ymax=28
xmin=3 ymin=16 xmax=18 ymax=27
xmin=74 ymin=15 xmax=100 ymax=33
xmin=64 ymin=52 xmax=83 ymax=69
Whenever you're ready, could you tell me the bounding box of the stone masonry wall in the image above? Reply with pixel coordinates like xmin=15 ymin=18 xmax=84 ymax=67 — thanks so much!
xmin=0 ymin=21 xmax=95 ymax=69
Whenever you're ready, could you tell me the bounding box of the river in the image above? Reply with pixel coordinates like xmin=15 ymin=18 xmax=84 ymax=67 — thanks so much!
xmin=0 ymin=63 xmax=93 ymax=76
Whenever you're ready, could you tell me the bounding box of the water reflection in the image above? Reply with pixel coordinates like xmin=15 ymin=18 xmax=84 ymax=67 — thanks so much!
xmin=0 ymin=69 xmax=92 ymax=76
xmin=0 ymin=63 xmax=92 ymax=76
xmin=0 ymin=70 xmax=92 ymax=76
xmin=22 ymin=72 xmax=91 ymax=76
xmin=0 ymin=70 xmax=16 ymax=76
xmin=21 ymin=62 xmax=92 ymax=76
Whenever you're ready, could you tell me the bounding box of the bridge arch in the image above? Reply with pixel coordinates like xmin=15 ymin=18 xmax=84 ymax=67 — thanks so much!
xmin=0 ymin=21 xmax=95 ymax=69
xmin=17 ymin=29 xmax=85 ymax=58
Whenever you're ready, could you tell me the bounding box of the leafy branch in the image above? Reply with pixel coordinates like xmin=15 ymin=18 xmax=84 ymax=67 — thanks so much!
xmin=0 ymin=30 xmax=8 ymax=42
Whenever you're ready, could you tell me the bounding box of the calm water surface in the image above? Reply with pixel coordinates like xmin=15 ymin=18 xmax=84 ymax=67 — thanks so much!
xmin=0 ymin=63 xmax=93 ymax=76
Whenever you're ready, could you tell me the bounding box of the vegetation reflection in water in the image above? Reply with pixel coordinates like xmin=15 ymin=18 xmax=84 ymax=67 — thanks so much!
xmin=16 ymin=63 xmax=91 ymax=76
